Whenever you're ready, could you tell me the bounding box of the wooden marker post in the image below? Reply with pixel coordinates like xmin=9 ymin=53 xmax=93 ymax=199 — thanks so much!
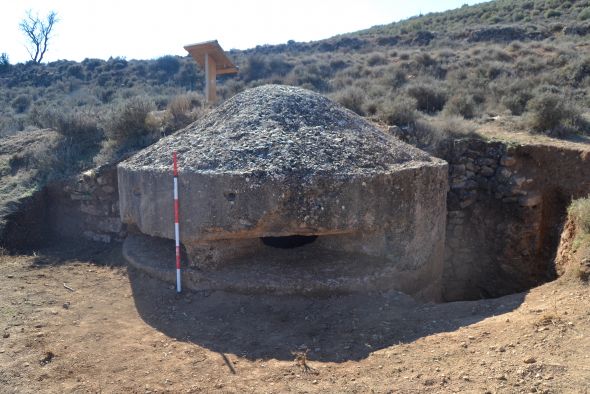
xmin=183 ymin=40 xmax=239 ymax=104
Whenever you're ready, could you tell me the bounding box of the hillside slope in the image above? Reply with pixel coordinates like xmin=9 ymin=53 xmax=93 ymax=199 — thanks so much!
xmin=0 ymin=0 xmax=589 ymax=167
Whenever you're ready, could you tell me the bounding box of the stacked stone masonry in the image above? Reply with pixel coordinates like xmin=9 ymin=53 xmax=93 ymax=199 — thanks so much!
xmin=60 ymin=164 xmax=126 ymax=243
xmin=441 ymin=139 xmax=590 ymax=301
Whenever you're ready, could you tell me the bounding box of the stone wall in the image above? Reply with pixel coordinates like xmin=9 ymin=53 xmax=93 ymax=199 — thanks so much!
xmin=48 ymin=164 xmax=125 ymax=243
xmin=440 ymin=139 xmax=590 ymax=301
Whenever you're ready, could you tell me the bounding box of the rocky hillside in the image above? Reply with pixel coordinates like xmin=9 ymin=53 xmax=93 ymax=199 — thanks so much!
xmin=0 ymin=0 xmax=589 ymax=197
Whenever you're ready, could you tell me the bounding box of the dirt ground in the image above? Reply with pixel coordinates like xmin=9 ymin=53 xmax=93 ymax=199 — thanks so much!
xmin=0 ymin=241 xmax=589 ymax=393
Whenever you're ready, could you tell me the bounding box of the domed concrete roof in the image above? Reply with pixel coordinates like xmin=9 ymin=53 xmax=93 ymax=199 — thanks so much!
xmin=118 ymin=85 xmax=448 ymax=299
xmin=122 ymin=84 xmax=436 ymax=176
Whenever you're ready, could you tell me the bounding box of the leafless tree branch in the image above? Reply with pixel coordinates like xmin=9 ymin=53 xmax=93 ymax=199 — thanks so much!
xmin=19 ymin=10 xmax=58 ymax=63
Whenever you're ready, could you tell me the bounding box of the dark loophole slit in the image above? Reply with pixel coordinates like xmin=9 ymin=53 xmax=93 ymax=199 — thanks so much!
xmin=260 ymin=235 xmax=318 ymax=249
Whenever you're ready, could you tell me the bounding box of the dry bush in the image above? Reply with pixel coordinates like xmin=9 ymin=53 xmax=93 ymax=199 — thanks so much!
xmin=392 ymin=115 xmax=476 ymax=152
xmin=93 ymin=96 xmax=160 ymax=165
xmin=166 ymin=92 xmax=205 ymax=131
xmin=525 ymin=92 xmax=579 ymax=134
xmin=444 ymin=94 xmax=477 ymax=119
xmin=367 ymin=53 xmax=388 ymax=67
xmin=379 ymin=94 xmax=417 ymax=126
xmin=168 ymin=95 xmax=191 ymax=118
xmin=333 ymin=86 xmax=366 ymax=115
xmin=28 ymin=105 xmax=103 ymax=153
xmin=106 ymin=96 xmax=157 ymax=145
xmin=381 ymin=65 xmax=407 ymax=88
xmin=568 ymin=57 xmax=590 ymax=84
xmin=169 ymin=93 xmax=201 ymax=117
xmin=500 ymin=84 xmax=534 ymax=116
xmin=11 ymin=95 xmax=31 ymax=113
xmin=567 ymin=196 xmax=590 ymax=281
xmin=569 ymin=196 xmax=590 ymax=235
xmin=428 ymin=115 xmax=477 ymax=138
xmin=405 ymin=79 xmax=448 ymax=114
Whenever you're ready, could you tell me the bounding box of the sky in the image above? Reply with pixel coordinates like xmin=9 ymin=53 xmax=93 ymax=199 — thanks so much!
xmin=1 ymin=0 xmax=486 ymax=63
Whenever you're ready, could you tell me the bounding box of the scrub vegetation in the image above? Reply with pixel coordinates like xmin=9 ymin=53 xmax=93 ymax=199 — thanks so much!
xmin=0 ymin=0 xmax=589 ymax=170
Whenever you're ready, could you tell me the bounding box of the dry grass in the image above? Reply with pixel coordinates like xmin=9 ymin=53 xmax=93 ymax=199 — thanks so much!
xmin=535 ymin=313 xmax=562 ymax=327
xmin=165 ymin=92 xmax=205 ymax=131
xmin=568 ymin=196 xmax=590 ymax=235
xmin=566 ymin=196 xmax=590 ymax=282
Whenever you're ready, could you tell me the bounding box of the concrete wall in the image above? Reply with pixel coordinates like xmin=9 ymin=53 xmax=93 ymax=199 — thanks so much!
xmin=118 ymin=162 xmax=448 ymax=300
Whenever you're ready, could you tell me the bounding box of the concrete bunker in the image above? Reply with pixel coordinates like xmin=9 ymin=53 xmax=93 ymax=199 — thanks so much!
xmin=118 ymin=85 xmax=448 ymax=300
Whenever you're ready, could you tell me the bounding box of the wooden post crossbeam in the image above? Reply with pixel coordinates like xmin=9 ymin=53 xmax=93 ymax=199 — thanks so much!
xmin=184 ymin=40 xmax=238 ymax=103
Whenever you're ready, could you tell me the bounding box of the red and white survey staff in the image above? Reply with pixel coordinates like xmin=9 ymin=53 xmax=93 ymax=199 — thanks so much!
xmin=173 ymin=151 xmax=181 ymax=293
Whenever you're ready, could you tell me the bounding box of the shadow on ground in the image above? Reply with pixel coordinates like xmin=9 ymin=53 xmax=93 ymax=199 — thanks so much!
xmin=25 ymin=241 xmax=527 ymax=362
xmin=25 ymin=238 xmax=127 ymax=268
xmin=127 ymin=266 xmax=526 ymax=363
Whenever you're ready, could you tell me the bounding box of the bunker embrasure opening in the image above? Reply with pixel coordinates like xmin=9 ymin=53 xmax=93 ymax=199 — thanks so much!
xmin=260 ymin=235 xmax=318 ymax=249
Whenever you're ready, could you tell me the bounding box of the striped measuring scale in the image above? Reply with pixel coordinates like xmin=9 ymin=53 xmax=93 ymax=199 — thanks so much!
xmin=173 ymin=151 xmax=181 ymax=293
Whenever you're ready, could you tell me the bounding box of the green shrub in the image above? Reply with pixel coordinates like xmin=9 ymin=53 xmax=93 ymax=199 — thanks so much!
xmin=329 ymin=59 xmax=348 ymax=72
xmin=414 ymin=52 xmax=437 ymax=68
xmin=405 ymin=80 xmax=448 ymax=113
xmin=545 ymin=10 xmax=561 ymax=18
xmin=11 ymin=95 xmax=32 ymax=113
xmin=176 ymin=61 xmax=199 ymax=89
xmin=285 ymin=63 xmax=330 ymax=92
xmin=579 ymin=7 xmax=590 ymax=20
xmin=96 ymin=88 xmax=116 ymax=104
xmin=365 ymin=100 xmax=379 ymax=116
xmin=444 ymin=94 xmax=477 ymax=119
xmin=379 ymin=95 xmax=418 ymax=126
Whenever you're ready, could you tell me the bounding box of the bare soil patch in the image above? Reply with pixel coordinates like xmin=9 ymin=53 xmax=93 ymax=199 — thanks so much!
xmin=1 ymin=241 xmax=589 ymax=393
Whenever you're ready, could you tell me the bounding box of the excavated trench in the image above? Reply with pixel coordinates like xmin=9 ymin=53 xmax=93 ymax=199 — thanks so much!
xmin=435 ymin=140 xmax=590 ymax=301
xmin=1 ymin=139 xmax=588 ymax=303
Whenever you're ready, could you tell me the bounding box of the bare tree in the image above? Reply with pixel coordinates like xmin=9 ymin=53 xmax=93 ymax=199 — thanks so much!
xmin=19 ymin=10 xmax=58 ymax=63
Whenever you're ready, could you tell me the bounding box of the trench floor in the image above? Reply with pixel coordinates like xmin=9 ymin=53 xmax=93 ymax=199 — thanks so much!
xmin=0 ymin=241 xmax=589 ymax=393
